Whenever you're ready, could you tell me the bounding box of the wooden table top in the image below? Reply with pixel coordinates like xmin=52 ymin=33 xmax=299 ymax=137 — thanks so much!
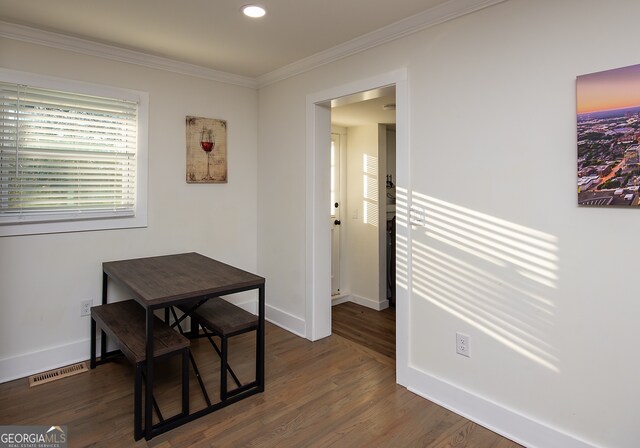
xmin=103 ymin=252 xmax=264 ymax=307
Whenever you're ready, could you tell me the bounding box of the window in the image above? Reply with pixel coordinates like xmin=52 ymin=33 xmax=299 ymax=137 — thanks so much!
xmin=0 ymin=69 xmax=148 ymax=236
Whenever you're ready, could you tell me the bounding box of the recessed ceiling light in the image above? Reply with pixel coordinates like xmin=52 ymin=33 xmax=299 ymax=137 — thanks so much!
xmin=242 ymin=5 xmax=266 ymax=18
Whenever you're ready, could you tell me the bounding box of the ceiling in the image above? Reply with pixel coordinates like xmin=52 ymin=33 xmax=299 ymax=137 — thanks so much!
xmin=0 ymin=0 xmax=502 ymax=126
xmin=331 ymin=90 xmax=396 ymax=128
xmin=0 ymin=0 xmax=453 ymax=78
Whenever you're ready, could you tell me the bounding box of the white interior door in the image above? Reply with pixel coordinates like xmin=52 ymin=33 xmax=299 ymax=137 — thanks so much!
xmin=331 ymin=133 xmax=341 ymax=296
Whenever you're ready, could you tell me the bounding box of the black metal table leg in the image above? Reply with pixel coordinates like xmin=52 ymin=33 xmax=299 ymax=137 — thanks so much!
xmin=144 ymin=308 xmax=154 ymax=441
xmin=90 ymin=317 xmax=96 ymax=369
xmin=100 ymin=272 xmax=108 ymax=363
xmin=257 ymin=284 xmax=265 ymax=392
xmin=102 ymin=272 xmax=108 ymax=305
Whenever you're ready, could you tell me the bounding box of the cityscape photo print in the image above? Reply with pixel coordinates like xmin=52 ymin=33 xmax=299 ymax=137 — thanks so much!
xmin=577 ymin=63 xmax=640 ymax=206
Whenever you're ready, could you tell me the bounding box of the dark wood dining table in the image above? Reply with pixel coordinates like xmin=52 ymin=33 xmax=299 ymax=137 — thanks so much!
xmin=101 ymin=252 xmax=265 ymax=440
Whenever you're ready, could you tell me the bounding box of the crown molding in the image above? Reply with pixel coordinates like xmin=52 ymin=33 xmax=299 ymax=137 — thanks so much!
xmin=0 ymin=0 xmax=505 ymax=90
xmin=257 ymin=0 xmax=506 ymax=87
xmin=0 ymin=21 xmax=258 ymax=89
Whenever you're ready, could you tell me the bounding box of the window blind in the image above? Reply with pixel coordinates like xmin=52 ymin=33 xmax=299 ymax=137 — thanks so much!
xmin=0 ymin=81 xmax=138 ymax=224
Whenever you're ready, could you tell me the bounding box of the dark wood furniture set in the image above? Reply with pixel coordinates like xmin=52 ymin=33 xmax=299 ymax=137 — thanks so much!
xmin=89 ymin=252 xmax=265 ymax=440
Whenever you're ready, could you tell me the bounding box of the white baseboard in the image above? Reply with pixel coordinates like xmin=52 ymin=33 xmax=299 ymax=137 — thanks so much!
xmin=349 ymin=294 xmax=389 ymax=311
xmin=0 ymin=338 xmax=91 ymax=384
xmin=406 ymin=366 xmax=598 ymax=448
xmin=265 ymin=303 xmax=306 ymax=337
xmin=0 ymin=300 xmax=306 ymax=384
xmin=222 ymin=299 xmax=305 ymax=338
xmin=331 ymin=294 xmax=351 ymax=306
xmin=0 ymin=307 xmax=598 ymax=448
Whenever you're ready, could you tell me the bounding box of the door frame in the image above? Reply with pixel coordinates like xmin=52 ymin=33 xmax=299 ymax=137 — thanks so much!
xmin=330 ymin=132 xmax=342 ymax=297
xmin=305 ymin=68 xmax=410 ymax=385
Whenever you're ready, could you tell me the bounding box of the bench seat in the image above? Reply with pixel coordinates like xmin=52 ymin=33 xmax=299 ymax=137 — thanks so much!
xmin=90 ymin=299 xmax=189 ymax=440
xmin=91 ymin=299 xmax=189 ymax=363
xmin=179 ymin=297 xmax=258 ymax=337
xmin=178 ymin=297 xmax=258 ymax=401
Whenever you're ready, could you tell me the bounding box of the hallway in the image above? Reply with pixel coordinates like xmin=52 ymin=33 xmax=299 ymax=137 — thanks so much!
xmin=332 ymin=302 xmax=395 ymax=359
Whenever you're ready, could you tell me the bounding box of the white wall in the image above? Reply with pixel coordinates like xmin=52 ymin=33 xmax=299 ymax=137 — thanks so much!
xmin=0 ymin=38 xmax=258 ymax=381
xmin=1 ymin=1 xmax=638 ymax=445
xmin=256 ymin=80 xmax=309 ymax=334
xmin=331 ymin=126 xmax=350 ymax=298
xmin=331 ymin=124 xmax=393 ymax=311
xmin=257 ymin=1 xmax=640 ymax=447
xmin=344 ymin=125 xmax=382 ymax=307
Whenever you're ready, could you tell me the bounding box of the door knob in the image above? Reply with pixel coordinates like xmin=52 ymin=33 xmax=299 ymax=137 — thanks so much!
xmin=334 ymin=220 xmax=341 ymax=225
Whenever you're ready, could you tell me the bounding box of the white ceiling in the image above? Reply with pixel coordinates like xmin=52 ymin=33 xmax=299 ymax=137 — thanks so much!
xmin=0 ymin=0 xmax=453 ymax=78
xmin=332 ymin=94 xmax=396 ymax=128
xmin=0 ymin=0 xmax=503 ymax=126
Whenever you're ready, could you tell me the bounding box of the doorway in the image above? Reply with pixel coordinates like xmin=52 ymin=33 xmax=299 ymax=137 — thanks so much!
xmin=330 ymin=90 xmax=396 ymax=308
xmin=304 ymin=69 xmax=409 ymax=385
xmin=329 ymin=91 xmax=396 ymax=357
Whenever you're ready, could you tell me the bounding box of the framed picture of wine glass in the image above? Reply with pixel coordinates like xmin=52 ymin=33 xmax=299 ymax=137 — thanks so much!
xmin=186 ymin=116 xmax=228 ymax=183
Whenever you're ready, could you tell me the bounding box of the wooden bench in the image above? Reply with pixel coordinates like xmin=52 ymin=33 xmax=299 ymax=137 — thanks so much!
xmin=178 ymin=297 xmax=258 ymax=401
xmin=90 ymin=299 xmax=190 ymax=441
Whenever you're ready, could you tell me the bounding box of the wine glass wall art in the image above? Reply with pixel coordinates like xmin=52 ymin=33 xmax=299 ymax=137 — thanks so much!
xmin=186 ymin=116 xmax=227 ymax=183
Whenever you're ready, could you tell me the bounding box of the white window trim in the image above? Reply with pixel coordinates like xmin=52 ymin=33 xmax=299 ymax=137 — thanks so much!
xmin=0 ymin=68 xmax=148 ymax=237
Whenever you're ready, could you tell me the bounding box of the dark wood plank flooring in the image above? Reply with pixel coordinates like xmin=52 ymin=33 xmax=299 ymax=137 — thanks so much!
xmin=332 ymin=301 xmax=395 ymax=359
xmin=0 ymin=321 xmax=522 ymax=447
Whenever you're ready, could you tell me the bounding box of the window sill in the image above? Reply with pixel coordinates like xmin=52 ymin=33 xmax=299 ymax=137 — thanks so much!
xmin=0 ymin=213 xmax=147 ymax=237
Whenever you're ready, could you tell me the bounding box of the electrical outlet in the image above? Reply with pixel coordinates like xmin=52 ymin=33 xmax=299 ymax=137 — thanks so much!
xmin=80 ymin=299 xmax=93 ymax=317
xmin=456 ymin=332 xmax=470 ymax=357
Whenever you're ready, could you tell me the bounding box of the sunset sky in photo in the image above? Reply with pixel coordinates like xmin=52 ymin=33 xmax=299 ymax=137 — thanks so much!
xmin=577 ymin=63 xmax=640 ymax=114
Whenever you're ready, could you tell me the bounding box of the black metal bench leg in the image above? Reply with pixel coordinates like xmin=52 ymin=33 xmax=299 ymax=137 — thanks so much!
xmin=182 ymin=350 xmax=189 ymax=415
xmin=221 ymin=336 xmax=228 ymax=401
xmin=100 ymin=329 xmax=107 ymax=363
xmin=141 ymin=368 xmax=165 ymax=424
xmin=169 ymin=308 xmax=212 ymax=406
xmin=134 ymin=364 xmax=142 ymax=441
xmin=202 ymin=329 xmax=242 ymax=388
xmin=189 ymin=351 xmax=211 ymax=406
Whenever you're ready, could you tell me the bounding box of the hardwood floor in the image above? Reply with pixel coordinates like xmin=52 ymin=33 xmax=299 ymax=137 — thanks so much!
xmin=332 ymin=301 xmax=395 ymax=359
xmin=0 ymin=320 xmax=522 ymax=447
